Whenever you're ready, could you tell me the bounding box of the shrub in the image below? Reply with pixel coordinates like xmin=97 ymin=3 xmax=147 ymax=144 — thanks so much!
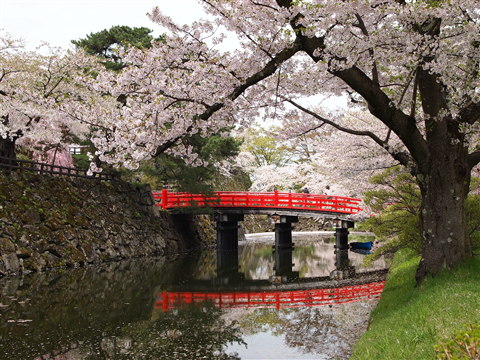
xmin=363 ymin=167 xmax=480 ymax=257
xmin=363 ymin=167 xmax=422 ymax=255
xmin=434 ymin=324 xmax=480 ymax=359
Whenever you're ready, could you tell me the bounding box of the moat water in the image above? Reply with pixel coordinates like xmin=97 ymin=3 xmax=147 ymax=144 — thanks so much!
xmin=0 ymin=234 xmax=386 ymax=360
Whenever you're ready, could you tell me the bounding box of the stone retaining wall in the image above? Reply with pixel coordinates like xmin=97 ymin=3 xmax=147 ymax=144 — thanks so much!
xmin=0 ymin=171 xmax=212 ymax=276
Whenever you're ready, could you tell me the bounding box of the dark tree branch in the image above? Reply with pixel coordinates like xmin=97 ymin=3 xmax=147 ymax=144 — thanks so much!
xmin=410 ymin=69 xmax=419 ymax=118
xmin=44 ymin=76 xmax=65 ymax=98
xmin=384 ymin=129 xmax=392 ymax=143
xmin=154 ymin=40 xmax=303 ymax=157
xmin=459 ymin=102 xmax=480 ymax=125
xmin=354 ymin=13 xmax=379 ymax=85
xmin=295 ymin=122 xmax=326 ymax=136
xmin=275 ymin=0 xmax=326 ymax=60
xmin=250 ymin=0 xmax=278 ymax=11
xmin=284 ymin=97 xmax=413 ymax=167
xmin=468 ymin=151 xmax=480 ymax=170
xmin=331 ymin=66 xmax=429 ymax=170
xmin=285 ymin=98 xmax=384 ymax=142
xmin=209 ymin=40 xmax=302 ymax=116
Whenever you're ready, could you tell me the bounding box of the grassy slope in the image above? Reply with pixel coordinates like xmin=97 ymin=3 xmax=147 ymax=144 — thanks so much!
xmin=351 ymin=250 xmax=480 ymax=360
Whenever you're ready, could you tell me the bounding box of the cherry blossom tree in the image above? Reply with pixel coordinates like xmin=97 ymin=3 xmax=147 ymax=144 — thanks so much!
xmin=238 ymin=110 xmax=397 ymax=198
xmin=0 ymin=32 xmax=93 ymax=162
xmin=64 ymin=0 xmax=479 ymax=282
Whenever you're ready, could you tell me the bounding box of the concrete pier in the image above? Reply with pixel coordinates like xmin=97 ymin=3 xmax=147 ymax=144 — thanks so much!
xmin=214 ymin=213 xmax=244 ymax=251
xmin=334 ymin=220 xmax=355 ymax=250
xmin=273 ymin=215 xmax=298 ymax=250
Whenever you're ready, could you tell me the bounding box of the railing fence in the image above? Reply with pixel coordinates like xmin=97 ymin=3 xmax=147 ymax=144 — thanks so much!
xmin=152 ymin=189 xmax=362 ymax=214
xmin=0 ymin=156 xmax=116 ymax=181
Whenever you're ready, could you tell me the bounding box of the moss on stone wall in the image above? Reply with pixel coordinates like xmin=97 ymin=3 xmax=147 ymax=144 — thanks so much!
xmin=0 ymin=171 xmax=213 ymax=276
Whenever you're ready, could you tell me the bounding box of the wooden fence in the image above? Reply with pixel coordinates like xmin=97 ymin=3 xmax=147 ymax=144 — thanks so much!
xmin=0 ymin=156 xmax=117 ymax=181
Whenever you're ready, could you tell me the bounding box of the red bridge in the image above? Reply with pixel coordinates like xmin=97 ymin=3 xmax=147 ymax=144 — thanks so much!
xmin=152 ymin=190 xmax=362 ymax=252
xmin=152 ymin=190 xmax=362 ymax=216
xmin=154 ymin=281 xmax=385 ymax=311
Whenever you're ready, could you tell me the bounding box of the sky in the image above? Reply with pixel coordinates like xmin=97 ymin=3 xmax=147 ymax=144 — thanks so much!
xmin=0 ymin=0 xmax=346 ymax=111
xmin=0 ymin=0 xmax=205 ymax=50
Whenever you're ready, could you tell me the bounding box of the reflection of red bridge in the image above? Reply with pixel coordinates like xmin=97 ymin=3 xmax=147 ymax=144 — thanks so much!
xmin=155 ymin=281 xmax=385 ymax=311
xmin=152 ymin=190 xmax=362 ymax=215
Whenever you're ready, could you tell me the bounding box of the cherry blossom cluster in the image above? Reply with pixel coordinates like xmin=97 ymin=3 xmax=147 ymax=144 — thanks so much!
xmin=236 ymin=110 xmax=397 ymax=197
xmin=0 ymin=32 xmax=95 ymax=155
xmin=3 ymin=0 xmax=479 ymax=179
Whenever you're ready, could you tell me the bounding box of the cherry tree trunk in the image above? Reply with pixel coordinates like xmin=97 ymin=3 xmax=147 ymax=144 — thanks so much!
xmin=0 ymin=138 xmax=16 ymax=161
xmin=415 ymin=132 xmax=471 ymax=283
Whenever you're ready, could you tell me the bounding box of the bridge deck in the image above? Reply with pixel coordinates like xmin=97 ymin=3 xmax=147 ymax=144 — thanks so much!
xmin=152 ymin=190 xmax=362 ymax=218
xmin=168 ymin=207 xmax=356 ymax=220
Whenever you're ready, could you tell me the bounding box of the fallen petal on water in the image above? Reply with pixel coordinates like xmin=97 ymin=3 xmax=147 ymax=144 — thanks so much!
xmin=7 ymin=319 xmax=33 ymax=323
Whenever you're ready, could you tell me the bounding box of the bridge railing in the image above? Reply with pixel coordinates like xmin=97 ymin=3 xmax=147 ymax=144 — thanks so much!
xmin=154 ymin=281 xmax=385 ymax=311
xmin=152 ymin=190 xmax=362 ymax=215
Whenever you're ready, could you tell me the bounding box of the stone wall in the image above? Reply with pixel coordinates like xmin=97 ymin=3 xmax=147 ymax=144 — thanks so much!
xmin=242 ymin=214 xmax=329 ymax=234
xmin=0 ymin=171 xmax=212 ymax=276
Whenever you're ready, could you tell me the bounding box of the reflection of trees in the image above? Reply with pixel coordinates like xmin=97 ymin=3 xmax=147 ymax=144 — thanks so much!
xmin=238 ymin=309 xmax=284 ymax=336
xmin=282 ymin=308 xmax=350 ymax=358
xmin=238 ymin=307 xmax=356 ymax=359
xmin=102 ymin=304 xmax=245 ymax=359
xmin=240 ymin=242 xmax=334 ymax=279
xmin=291 ymin=240 xmax=335 ymax=278
xmin=0 ymin=257 xmax=234 ymax=359
xmin=239 ymin=244 xmax=275 ymax=279
xmin=236 ymin=236 xmax=386 ymax=280
xmin=239 ymin=241 xmax=344 ymax=279
xmin=292 ymin=243 xmax=322 ymax=277
xmin=190 ymin=249 xmax=217 ymax=280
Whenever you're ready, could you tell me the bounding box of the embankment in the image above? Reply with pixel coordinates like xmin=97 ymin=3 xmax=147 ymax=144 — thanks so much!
xmin=0 ymin=171 xmax=213 ymax=276
xmin=350 ymin=249 xmax=480 ymax=359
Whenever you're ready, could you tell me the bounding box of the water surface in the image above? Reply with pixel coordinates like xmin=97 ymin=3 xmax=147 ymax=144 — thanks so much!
xmin=0 ymin=234 xmax=385 ymax=359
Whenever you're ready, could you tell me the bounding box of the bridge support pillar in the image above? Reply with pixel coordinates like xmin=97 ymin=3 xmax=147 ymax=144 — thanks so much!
xmin=335 ymin=228 xmax=349 ymax=250
xmin=214 ymin=213 xmax=244 ymax=251
xmin=334 ymin=220 xmax=355 ymax=250
xmin=271 ymin=248 xmax=299 ymax=283
xmin=215 ymin=248 xmax=243 ymax=285
xmin=273 ymin=215 xmax=298 ymax=251
xmin=330 ymin=249 xmax=356 ymax=280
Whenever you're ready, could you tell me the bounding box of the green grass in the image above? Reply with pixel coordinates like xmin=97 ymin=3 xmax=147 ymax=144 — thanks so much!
xmin=351 ymin=249 xmax=480 ymax=360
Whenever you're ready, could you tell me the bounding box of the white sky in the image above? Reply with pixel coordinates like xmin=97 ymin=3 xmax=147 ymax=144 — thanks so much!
xmin=0 ymin=0 xmax=205 ymax=50
xmin=0 ymin=0 xmax=346 ymax=112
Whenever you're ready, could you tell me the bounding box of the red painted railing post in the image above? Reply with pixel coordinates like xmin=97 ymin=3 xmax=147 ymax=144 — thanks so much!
xmin=162 ymin=291 xmax=169 ymax=312
xmin=161 ymin=189 xmax=168 ymax=210
xmin=274 ymin=190 xmax=279 ymax=206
